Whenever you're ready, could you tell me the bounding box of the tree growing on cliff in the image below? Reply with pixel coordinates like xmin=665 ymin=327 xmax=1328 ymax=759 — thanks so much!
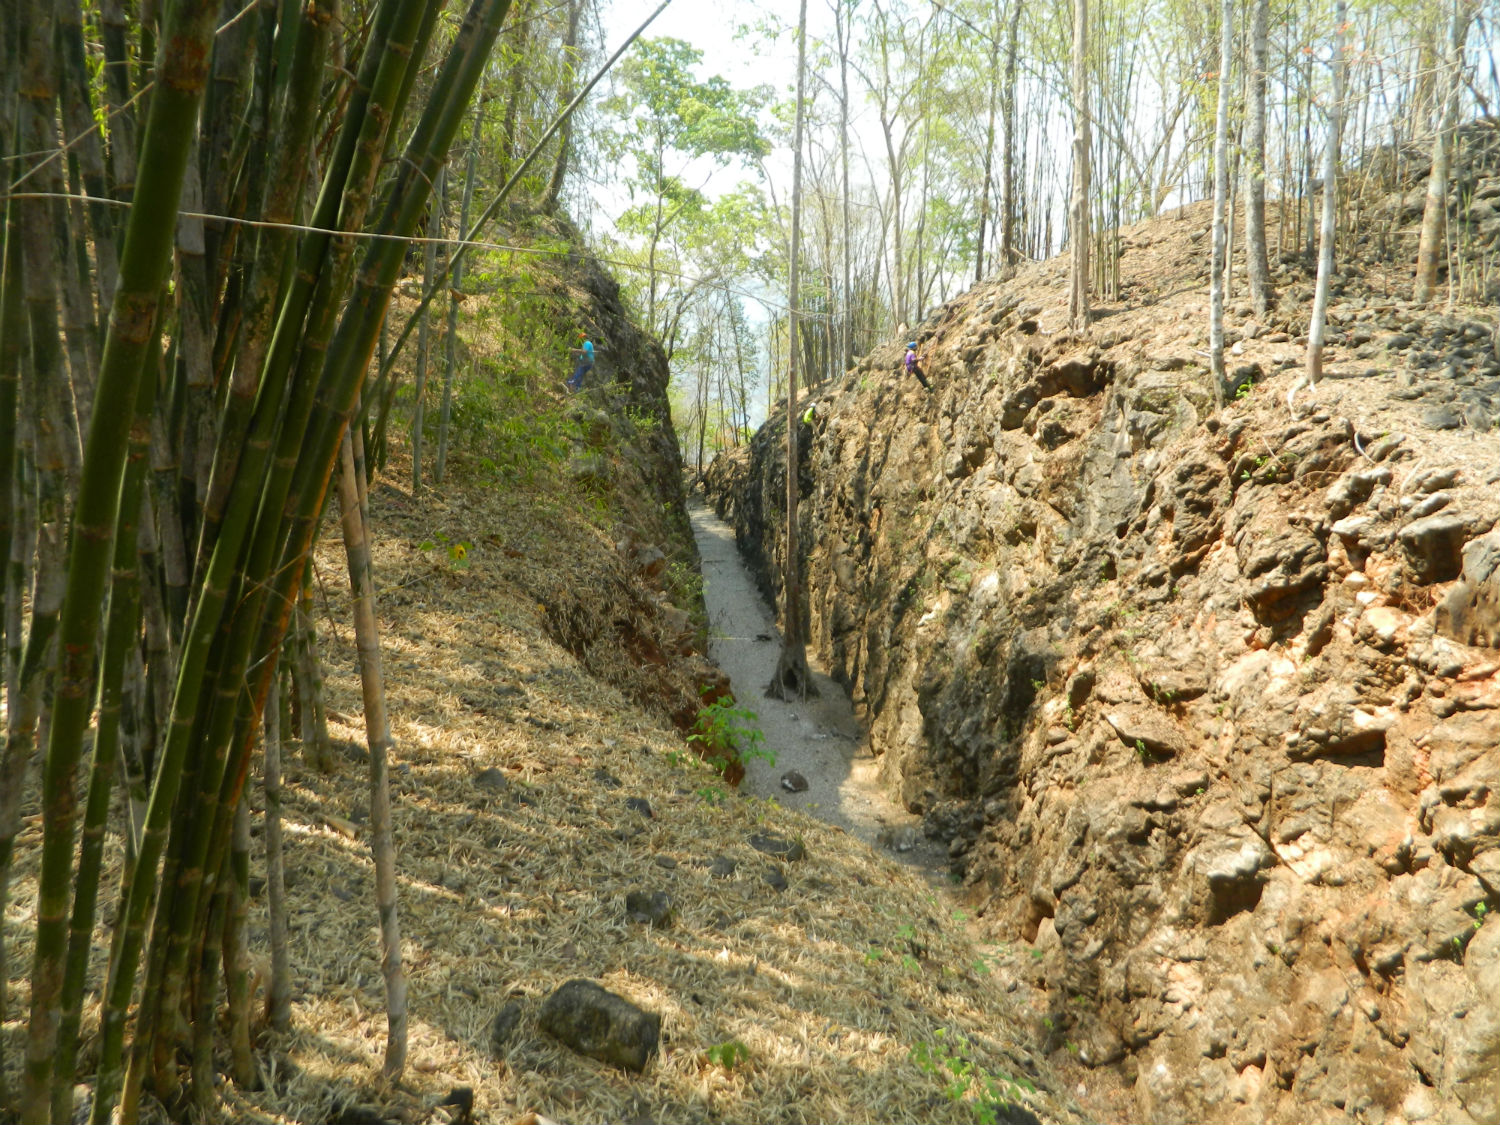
xmin=770 ymin=0 xmax=819 ymax=702
xmin=1067 ymin=0 xmax=1091 ymax=330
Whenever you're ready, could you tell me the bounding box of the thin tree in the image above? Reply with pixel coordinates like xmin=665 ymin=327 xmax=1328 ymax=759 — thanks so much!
xmin=1414 ymin=0 xmax=1476 ymax=304
xmin=1244 ymin=0 xmax=1274 ymax=316
xmin=1210 ymin=0 xmax=1235 ymax=406
xmin=1067 ymin=0 xmax=1091 ymax=330
xmin=1306 ymin=0 xmax=1347 ymax=388
xmin=336 ymin=426 xmax=407 ymax=1076
xmin=437 ymin=96 xmax=486 ymax=486
xmin=770 ymin=0 xmax=817 ymax=702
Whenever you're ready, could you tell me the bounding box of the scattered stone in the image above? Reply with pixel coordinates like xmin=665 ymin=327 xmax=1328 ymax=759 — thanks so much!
xmin=1423 ymin=404 xmax=1464 ymax=430
xmin=762 ymin=866 xmax=788 ymax=892
xmin=709 ymin=855 xmax=737 ymax=878
xmin=748 ymin=832 xmax=807 ymax=861
xmin=653 ymin=855 xmax=678 ymax=870
xmin=624 ymin=890 xmax=673 ymax=927
xmin=625 ymin=796 xmax=654 ymax=818
xmin=538 ymin=980 xmax=660 ymax=1073
xmin=592 ymin=769 xmax=622 ymax=789
xmin=475 ymin=767 xmax=509 ymax=792
xmin=489 ymin=1001 xmax=524 ymax=1055
xmin=780 ymin=769 xmax=809 ymax=792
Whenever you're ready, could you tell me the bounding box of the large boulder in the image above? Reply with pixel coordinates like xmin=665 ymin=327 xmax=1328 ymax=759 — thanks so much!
xmin=538 ymin=979 xmax=660 ymax=1072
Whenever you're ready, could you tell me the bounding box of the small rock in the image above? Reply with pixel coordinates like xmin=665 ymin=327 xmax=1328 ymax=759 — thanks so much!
xmin=593 ymin=769 xmax=622 ymax=789
xmin=762 ymin=866 xmax=788 ymax=892
xmin=1408 ymin=490 xmax=1453 ymax=519
xmin=653 ymin=855 xmax=678 ymax=870
xmin=780 ymin=770 xmax=809 ymax=792
xmin=475 ymin=767 xmax=509 ymax=792
xmin=489 ymin=1001 xmax=524 ymax=1055
xmin=625 ymin=890 xmax=673 ymax=927
xmin=1399 ymin=513 xmax=1471 ymax=583
xmin=748 ymin=832 xmax=807 ymax=861
xmin=1423 ymin=404 xmax=1464 ymax=431
xmin=709 ymin=855 xmax=737 ymax=878
xmin=1104 ymin=707 xmax=1187 ymax=758
xmin=538 ymin=980 xmax=660 ymax=1072
xmin=625 ymin=796 xmax=654 ymax=818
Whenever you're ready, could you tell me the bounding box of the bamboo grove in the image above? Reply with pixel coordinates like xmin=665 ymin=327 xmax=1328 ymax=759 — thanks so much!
xmin=0 ymin=0 xmax=531 ymax=1119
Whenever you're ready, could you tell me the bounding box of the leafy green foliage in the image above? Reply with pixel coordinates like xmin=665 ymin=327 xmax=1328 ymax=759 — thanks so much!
xmin=705 ymin=1040 xmax=751 ymax=1069
xmin=910 ymin=1028 xmax=1037 ymax=1125
xmin=687 ymin=694 xmax=774 ymax=775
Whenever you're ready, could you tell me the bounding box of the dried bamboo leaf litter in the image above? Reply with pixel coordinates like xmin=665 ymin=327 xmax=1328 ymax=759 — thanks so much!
xmin=2 ymin=435 xmax=1085 ymax=1125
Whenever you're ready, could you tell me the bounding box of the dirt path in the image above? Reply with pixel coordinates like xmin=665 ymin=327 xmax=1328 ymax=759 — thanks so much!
xmin=688 ymin=495 xmax=950 ymax=878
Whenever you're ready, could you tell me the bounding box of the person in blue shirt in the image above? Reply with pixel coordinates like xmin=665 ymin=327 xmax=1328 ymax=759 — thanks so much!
xmin=567 ymin=332 xmax=595 ymax=391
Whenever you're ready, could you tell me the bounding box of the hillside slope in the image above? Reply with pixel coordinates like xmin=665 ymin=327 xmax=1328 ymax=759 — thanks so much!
xmin=0 ymin=217 xmax=1090 ymax=1124
xmin=706 ymin=124 xmax=1500 ymax=1123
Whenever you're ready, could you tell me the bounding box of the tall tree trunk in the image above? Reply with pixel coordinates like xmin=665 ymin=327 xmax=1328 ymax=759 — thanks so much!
xmin=1210 ymin=0 xmax=1235 ymax=406
xmin=1306 ymin=0 xmax=1347 ymax=388
xmin=1000 ymin=0 xmax=1021 ymax=275
xmin=976 ymin=0 xmax=1001 ymax=283
xmin=438 ymin=100 xmax=483 ymax=487
xmin=769 ymin=0 xmax=816 ymax=702
xmin=542 ymin=0 xmax=584 ymax=211
xmin=337 ymin=426 xmax=408 ymax=1077
xmin=1067 ymin=0 xmax=1091 ymax=330
xmin=836 ymin=0 xmax=853 ymax=373
xmin=411 ymin=178 xmax=442 ymax=491
xmin=1244 ymin=0 xmax=1274 ymax=316
xmin=1414 ymin=0 xmax=1475 ymax=305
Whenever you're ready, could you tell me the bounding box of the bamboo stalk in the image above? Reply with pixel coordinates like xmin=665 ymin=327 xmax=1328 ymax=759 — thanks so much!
xmin=106 ymin=0 xmax=434 ymax=1109
xmin=264 ymin=664 xmax=292 ymax=1030
xmin=48 ymin=332 xmax=158 ymax=1124
xmin=337 ymin=426 xmax=407 ymax=1075
xmin=225 ymin=787 xmax=255 ymax=1085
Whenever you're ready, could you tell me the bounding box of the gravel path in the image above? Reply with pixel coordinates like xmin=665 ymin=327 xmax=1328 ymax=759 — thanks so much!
xmin=688 ymin=495 xmax=949 ymax=878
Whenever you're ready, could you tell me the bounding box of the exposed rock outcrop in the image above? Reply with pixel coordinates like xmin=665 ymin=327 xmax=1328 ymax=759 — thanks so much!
xmin=706 ymin=131 xmax=1500 ymax=1122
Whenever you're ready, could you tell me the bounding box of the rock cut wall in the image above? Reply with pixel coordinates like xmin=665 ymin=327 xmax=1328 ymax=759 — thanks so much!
xmin=706 ymin=189 xmax=1500 ymax=1124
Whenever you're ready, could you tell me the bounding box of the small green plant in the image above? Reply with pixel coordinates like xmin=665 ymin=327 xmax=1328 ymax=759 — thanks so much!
xmin=687 ymin=694 xmax=774 ymax=776
xmin=704 ymin=1040 xmax=750 ymax=1069
xmin=1474 ymin=902 xmax=1490 ymax=930
xmin=418 ymin=531 xmax=473 ymax=570
xmin=696 ymin=784 xmax=728 ymax=805
xmin=911 ymin=1029 xmax=1036 ymax=1125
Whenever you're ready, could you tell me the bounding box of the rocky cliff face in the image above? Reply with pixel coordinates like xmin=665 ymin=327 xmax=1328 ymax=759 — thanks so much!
xmin=706 ymin=124 xmax=1500 ymax=1123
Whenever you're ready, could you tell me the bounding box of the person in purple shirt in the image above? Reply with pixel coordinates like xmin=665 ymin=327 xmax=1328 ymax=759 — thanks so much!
xmin=904 ymin=341 xmax=931 ymax=391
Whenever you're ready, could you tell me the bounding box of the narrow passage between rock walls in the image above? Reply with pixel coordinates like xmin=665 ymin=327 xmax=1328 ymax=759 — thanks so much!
xmin=687 ymin=494 xmax=950 ymax=878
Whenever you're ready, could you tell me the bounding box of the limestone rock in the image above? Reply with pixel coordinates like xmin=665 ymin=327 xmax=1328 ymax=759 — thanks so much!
xmin=538 ymin=979 xmax=660 ymax=1072
xmin=1399 ymin=512 xmax=1469 ymax=583
xmin=1436 ymin=530 xmax=1500 ymax=646
xmin=1104 ymin=706 xmax=1187 ymax=758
